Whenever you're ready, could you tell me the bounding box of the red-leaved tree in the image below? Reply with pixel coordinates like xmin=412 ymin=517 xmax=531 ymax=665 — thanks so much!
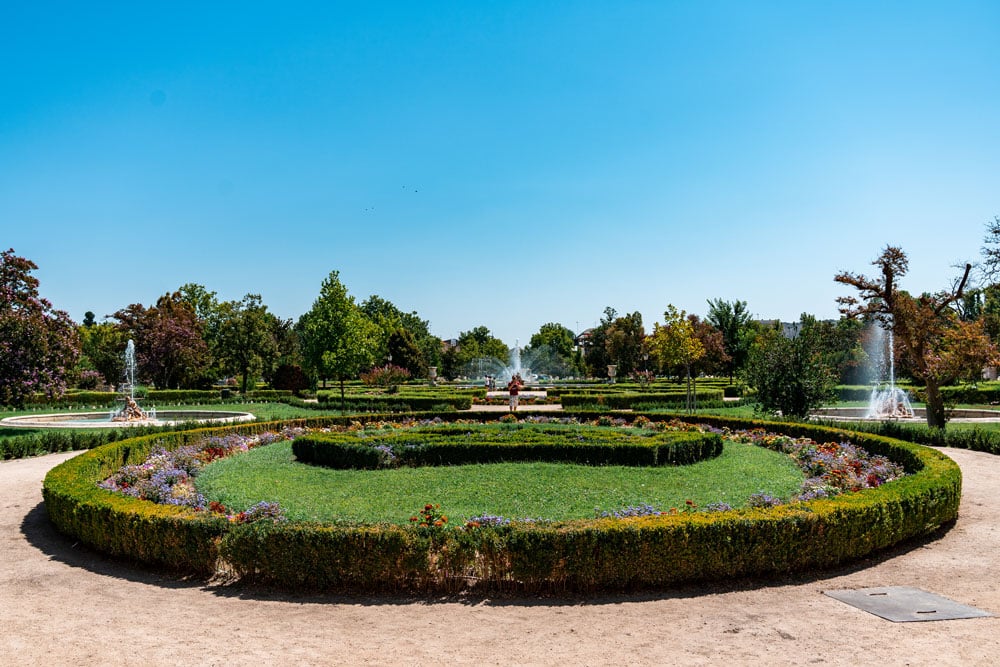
xmin=0 ymin=249 xmax=80 ymax=407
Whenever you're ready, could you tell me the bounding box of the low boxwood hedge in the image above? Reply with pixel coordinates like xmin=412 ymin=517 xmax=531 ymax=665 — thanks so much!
xmin=560 ymin=390 xmax=724 ymax=409
xmin=42 ymin=412 xmax=960 ymax=594
xmin=315 ymin=394 xmax=472 ymax=411
xmin=292 ymin=424 xmax=722 ymax=469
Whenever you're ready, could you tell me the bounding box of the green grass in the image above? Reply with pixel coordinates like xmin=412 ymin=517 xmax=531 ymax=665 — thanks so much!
xmin=194 ymin=440 xmax=804 ymax=524
xmin=0 ymin=401 xmax=341 ymax=442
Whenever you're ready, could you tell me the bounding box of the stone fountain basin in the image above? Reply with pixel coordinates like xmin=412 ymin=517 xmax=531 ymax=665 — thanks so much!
xmin=0 ymin=410 xmax=255 ymax=429
xmin=811 ymin=407 xmax=1000 ymax=422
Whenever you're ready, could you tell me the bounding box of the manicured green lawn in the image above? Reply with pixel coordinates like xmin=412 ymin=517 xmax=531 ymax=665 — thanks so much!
xmin=0 ymin=401 xmax=339 ymax=438
xmin=195 ymin=440 xmax=804 ymax=524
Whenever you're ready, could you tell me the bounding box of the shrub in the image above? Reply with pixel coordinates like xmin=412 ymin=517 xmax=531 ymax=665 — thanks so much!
xmin=360 ymin=364 xmax=411 ymax=391
xmin=292 ymin=423 xmax=723 ymax=470
xmin=43 ymin=413 xmax=960 ymax=594
xmin=272 ymin=364 xmax=310 ymax=395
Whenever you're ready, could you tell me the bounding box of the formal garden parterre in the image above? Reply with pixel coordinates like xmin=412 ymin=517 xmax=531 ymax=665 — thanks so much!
xmin=42 ymin=411 xmax=959 ymax=594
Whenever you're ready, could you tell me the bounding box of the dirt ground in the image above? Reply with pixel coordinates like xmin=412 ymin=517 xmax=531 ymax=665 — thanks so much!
xmin=2 ymin=447 xmax=999 ymax=666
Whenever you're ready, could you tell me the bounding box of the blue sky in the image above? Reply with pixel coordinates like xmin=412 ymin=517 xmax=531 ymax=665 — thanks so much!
xmin=3 ymin=2 xmax=999 ymax=344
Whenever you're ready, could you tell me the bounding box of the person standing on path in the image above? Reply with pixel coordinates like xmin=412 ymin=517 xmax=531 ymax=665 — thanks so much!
xmin=507 ymin=375 xmax=521 ymax=412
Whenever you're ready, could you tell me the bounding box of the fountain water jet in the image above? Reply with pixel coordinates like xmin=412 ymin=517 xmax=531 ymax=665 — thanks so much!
xmin=111 ymin=339 xmax=154 ymax=422
xmin=864 ymin=324 xmax=915 ymax=420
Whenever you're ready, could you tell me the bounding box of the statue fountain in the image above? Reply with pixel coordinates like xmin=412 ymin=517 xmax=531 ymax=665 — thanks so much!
xmin=111 ymin=339 xmax=155 ymax=422
xmin=0 ymin=340 xmax=254 ymax=429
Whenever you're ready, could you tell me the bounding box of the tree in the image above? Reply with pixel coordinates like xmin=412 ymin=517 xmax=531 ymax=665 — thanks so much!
xmin=743 ymin=323 xmax=837 ymax=418
xmin=647 ymin=305 xmax=704 ymax=411
xmin=455 ymin=326 xmax=508 ymax=373
xmin=298 ymin=271 xmax=380 ymax=402
xmin=605 ymin=312 xmax=645 ymax=377
xmin=113 ymin=292 xmax=210 ymax=389
xmin=360 ymin=295 xmax=438 ymax=374
xmin=836 ymin=246 xmax=998 ymax=428
xmin=798 ymin=314 xmax=868 ymax=385
xmin=216 ymin=294 xmax=279 ymax=394
xmin=688 ymin=314 xmax=730 ymax=378
xmin=526 ymin=322 xmax=579 ymax=377
xmin=78 ymin=321 xmax=127 ymax=388
xmin=706 ymin=298 xmax=755 ymax=383
xmin=386 ymin=328 xmax=428 ymax=378
xmin=584 ymin=307 xmax=617 ymax=378
xmin=0 ymin=249 xmax=80 ymax=406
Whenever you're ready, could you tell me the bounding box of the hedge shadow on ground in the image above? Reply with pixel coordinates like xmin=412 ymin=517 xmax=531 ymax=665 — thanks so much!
xmin=20 ymin=496 xmax=956 ymax=605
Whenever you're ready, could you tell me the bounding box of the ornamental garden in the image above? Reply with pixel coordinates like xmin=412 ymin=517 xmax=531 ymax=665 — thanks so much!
xmin=41 ymin=404 xmax=959 ymax=594
xmin=2 ymin=245 xmax=995 ymax=594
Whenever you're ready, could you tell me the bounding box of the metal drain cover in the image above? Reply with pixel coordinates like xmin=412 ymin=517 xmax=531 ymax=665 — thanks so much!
xmin=824 ymin=586 xmax=993 ymax=622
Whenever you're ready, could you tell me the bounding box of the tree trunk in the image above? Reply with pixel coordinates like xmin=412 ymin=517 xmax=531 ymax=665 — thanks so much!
xmin=240 ymin=364 xmax=249 ymax=394
xmin=339 ymin=377 xmax=346 ymax=410
xmin=685 ymin=364 xmax=693 ymax=414
xmin=924 ymin=381 xmax=947 ymax=429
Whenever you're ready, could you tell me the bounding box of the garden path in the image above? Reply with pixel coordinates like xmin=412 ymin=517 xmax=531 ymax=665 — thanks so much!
xmin=2 ymin=447 xmax=999 ymax=666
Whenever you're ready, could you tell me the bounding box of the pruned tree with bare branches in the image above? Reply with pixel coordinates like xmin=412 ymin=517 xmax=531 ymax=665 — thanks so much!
xmin=836 ymin=246 xmax=997 ymax=428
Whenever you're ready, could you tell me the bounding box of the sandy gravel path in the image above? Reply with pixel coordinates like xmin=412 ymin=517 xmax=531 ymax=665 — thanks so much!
xmin=2 ymin=447 xmax=999 ymax=666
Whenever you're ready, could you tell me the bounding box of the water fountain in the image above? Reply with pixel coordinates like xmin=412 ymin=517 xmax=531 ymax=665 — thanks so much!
xmin=466 ymin=340 xmax=535 ymax=385
xmin=0 ymin=341 xmax=254 ymax=429
xmin=864 ymin=325 xmax=915 ymax=419
xmin=111 ymin=339 xmax=155 ymax=422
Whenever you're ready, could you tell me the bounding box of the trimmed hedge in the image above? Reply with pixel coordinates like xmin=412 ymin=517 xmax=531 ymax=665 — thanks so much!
xmin=560 ymin=390 xmax=724 ymax=409
xmin=43 ymin=412 xmax=960 ymax=593
xmin=292 ymin=424 xmax=722 ymax=469
xmin=313 ymin=394 xmax=472 ymax=411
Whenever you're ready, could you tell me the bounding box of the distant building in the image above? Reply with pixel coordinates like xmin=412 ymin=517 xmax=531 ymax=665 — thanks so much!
xmin=755 ymin=319 xmax=804 ymax=338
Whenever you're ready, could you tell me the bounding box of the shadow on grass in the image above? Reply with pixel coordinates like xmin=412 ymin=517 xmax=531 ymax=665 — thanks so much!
xmin=21 ymin=496 xmax=957 ymax=607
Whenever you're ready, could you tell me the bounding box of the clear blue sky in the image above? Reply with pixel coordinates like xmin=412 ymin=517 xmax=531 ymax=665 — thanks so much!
xmin=3 ymin=1 xmax=999 ymax=344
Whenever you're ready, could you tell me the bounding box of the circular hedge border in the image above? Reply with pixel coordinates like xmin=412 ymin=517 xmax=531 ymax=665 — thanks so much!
xmin=42 ymin=411 xmax=961 ymax=594
xmin=292 ymin=423 xmax=723 ymax=469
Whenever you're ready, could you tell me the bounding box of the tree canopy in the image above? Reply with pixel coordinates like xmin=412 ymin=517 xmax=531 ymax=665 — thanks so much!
xmin=836 ymin=245 xmax=998 ymax=428
xmin=0 ymin=249 xmax=80 ymax=406
xmin=299 ymin=271 xmax=380 ymax=400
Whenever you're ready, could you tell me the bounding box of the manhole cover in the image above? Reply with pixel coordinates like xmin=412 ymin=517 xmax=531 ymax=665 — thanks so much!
xmin=824 ymin=586 xmax=993 ymax=622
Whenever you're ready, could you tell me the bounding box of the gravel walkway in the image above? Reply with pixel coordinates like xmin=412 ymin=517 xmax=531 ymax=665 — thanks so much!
xmin=2 ymin=447 xmax=998 ymax=666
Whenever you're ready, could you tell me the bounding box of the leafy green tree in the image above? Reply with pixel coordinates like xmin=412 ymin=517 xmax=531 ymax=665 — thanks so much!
xmin=78 ymin=321 xmax=127 ymax=388
xmin=528 ymin=323 xmax=575 ymax=358
xmin=360 ymin=295 xmax=439 ymax=374
xmin=584 ymin=307 xmax=617 ymax=378
xmin=439 ymin=345 xmax=460 ymax=380
xmin=837 ymin=246 xmax=998 ymax=428
xmin=706 ymin=298 xmax=755 ymax=383
xmin=526 ymin=322 xmax=579 ymax=377
xmin=264 ymin=315 xmax=301 ymax=386
xmin=387 ymin=328 xmax=428 ymax=378
xmin=0 ymin=249 xmax=81 ymax=406
xmin=216 ymin=294 xmax=279 ymax=394
xmin=456 ymin=326 xmax=508 ymax=372
xmin=298 ymin=271 xmax=380 ymax=402
xmin=647 ymin=305 xmax=704 ymax=411
xmin=743 ymin=323 xmax=837 ymax=419
xmin=177 ymin=283 xmax=226 ymax=385
xmin=605 ymin=312 xmax=645 ymax=377
xmin=798 ymin=314 xmax=868 ymax=385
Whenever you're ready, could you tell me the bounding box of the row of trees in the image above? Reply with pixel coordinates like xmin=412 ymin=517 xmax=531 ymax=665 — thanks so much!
xmin=6 ymin=226 xmax=1000 ymax=431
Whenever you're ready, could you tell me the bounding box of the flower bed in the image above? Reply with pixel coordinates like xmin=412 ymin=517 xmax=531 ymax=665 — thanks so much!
xmin=42 ymin=413 xmax=959 ymax=594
